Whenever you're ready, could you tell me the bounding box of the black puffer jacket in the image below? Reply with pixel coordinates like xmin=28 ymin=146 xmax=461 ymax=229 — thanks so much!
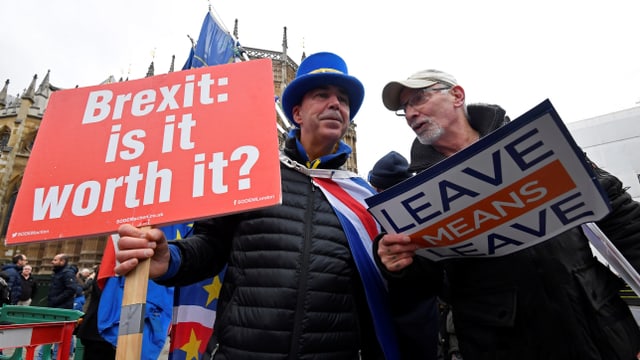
xmin=1 ymin=264 xmax=21 ymax=304
xmin=47 ymin=264 xmax=77 ymax=309
xmin=163 ymin=136 xmax=383 ymax=360
xmin=390 ymin=104 xmax=640 ymax=360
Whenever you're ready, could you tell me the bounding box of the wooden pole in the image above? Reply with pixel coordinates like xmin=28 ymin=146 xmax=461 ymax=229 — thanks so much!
xmin=115 ymin=227 xmax=151 ymax=359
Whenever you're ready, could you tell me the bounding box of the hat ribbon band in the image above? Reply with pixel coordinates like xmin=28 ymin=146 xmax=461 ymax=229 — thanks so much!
xmin=309 ymin=68 xmax=345 ymax=75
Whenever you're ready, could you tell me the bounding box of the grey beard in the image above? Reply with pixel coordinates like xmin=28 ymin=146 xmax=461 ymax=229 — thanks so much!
xmin=417 ymin=125 xmax=444 ymax=145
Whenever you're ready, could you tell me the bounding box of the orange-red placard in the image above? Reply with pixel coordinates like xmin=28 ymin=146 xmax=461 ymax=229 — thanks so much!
xmin=7 ymin=59 xmax=281 ymax=244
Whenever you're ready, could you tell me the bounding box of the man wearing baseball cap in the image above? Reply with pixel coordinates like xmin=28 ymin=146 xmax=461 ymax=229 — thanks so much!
xmin=375 ymin=69 xmax=640 ymax=359
xmin=115 ymin=52 xmax=400 ymax=360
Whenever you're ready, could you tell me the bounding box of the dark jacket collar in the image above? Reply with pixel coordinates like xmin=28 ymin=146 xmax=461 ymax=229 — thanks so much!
xmin=408 ymin=103 xmax=509 ymax=173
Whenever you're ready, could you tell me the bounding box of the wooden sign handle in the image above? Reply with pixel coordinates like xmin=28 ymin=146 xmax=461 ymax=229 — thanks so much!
xmin=116 ymin=226 xmax=151 ymax=359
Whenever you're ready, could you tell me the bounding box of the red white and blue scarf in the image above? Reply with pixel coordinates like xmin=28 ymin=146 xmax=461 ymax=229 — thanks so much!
xmin=281 ymin=155 xmax=399 ymax=360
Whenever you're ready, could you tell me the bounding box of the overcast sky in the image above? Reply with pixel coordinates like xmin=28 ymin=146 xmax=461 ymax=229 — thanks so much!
xmin=3 ymin=0 xmax=640 ymax=176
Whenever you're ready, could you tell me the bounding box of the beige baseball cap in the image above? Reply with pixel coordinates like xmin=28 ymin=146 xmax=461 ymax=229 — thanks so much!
xmin=382 ymin=69 xmax=458 ymax=111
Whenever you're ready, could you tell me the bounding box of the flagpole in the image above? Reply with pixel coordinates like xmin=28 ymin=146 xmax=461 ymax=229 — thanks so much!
xmin=582 ymin=222 xmax=640 ymax=296
xmin=116 ymin=226 xmax=151 ymax=360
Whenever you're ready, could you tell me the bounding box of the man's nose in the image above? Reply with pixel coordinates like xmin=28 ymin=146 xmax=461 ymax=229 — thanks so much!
xmin=327 ymin=94 xmax=341 ymax=108
xmin=404 ymin=104 xmax=421 ymax=119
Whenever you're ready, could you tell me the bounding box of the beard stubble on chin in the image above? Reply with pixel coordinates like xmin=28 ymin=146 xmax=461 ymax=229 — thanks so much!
xmin=416 ymin=119 xmax=444 ymax=145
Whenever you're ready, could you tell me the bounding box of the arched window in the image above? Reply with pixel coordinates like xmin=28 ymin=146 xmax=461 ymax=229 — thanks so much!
xmin=0 ymin=127 xmax=10 ymax=150
xmin=20 ymin=131 xmax=36 ymax=155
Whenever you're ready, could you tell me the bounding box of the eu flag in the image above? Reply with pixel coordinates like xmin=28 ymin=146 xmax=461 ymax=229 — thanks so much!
xmin=170 ymin=10 xmax=236 ymax=359
xmin=168 ymin=270 xmax=226 ymax=360
xmin=165 ymin=222 xmax=226 ymax=360
xmin=182 ymin=12 xmax=235 ymax=70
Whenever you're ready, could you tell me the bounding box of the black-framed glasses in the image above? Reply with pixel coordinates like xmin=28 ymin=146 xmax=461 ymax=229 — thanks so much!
xmin=395 ymin=86 xmax=451 ymax=117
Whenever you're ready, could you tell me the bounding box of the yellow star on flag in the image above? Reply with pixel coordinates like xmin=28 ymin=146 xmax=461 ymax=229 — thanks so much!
xmin=180 ymin=329 xmax=202 ymax=360
xmin=203 ymin=275 xmax=222 ymax=307
xmin=175 ymin=223 xmax=194 ymax=240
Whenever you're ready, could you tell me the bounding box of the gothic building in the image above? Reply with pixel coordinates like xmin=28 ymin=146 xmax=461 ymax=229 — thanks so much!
xmin=0 ymin=24 xmax=360 ymax=274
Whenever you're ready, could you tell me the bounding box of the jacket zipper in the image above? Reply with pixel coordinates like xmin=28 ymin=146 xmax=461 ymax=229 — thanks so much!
xmin=288 ymin=178 xmax=315 ymax=359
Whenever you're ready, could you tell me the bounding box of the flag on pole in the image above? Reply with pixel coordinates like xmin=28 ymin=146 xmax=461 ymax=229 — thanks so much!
xmin=165 ymin=10 xmax=237 ymax=359
xmin=183 ymin=11 xmax=236 ymax=70
xmin=165 ymin=9 xmax=237 ymax=358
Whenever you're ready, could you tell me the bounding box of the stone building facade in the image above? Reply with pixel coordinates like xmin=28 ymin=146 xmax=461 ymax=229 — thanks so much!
xmin=0 ymin=25 xmax=360 ymax=274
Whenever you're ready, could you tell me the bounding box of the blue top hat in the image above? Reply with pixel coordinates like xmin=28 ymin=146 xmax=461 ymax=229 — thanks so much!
xmin=281 ymin=52 xmax=365 ymax=127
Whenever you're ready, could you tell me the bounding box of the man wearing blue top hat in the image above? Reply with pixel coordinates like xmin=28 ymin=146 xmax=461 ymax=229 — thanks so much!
xmin=114 ymin=52 xmax=401 ymax=360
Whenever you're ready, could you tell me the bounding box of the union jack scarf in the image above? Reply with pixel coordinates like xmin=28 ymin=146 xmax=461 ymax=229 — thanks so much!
xmin=282 ymin=156 xmax=400 ymax=360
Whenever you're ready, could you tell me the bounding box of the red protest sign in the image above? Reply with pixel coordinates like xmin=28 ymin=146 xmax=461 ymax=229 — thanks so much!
xmin=6 ymin=59 xmax=281 ymax=244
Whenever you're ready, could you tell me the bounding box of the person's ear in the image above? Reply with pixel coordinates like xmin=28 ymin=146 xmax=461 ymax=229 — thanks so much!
xmin=292 ymin=105 xmax=303 ymax=126
xmin=450 ymin=85 xmax=466 ymax=107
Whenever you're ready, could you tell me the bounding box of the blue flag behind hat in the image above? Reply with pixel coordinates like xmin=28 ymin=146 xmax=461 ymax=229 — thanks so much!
xmin=281 ymin=52 xmax=364 ymax=127
xmin=183 ymin=12 xmax=235 ymax=70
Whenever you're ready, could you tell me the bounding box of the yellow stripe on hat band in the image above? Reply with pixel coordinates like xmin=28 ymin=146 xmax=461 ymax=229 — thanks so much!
xmin=309 ymin=68 xmax=344 ymax=75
